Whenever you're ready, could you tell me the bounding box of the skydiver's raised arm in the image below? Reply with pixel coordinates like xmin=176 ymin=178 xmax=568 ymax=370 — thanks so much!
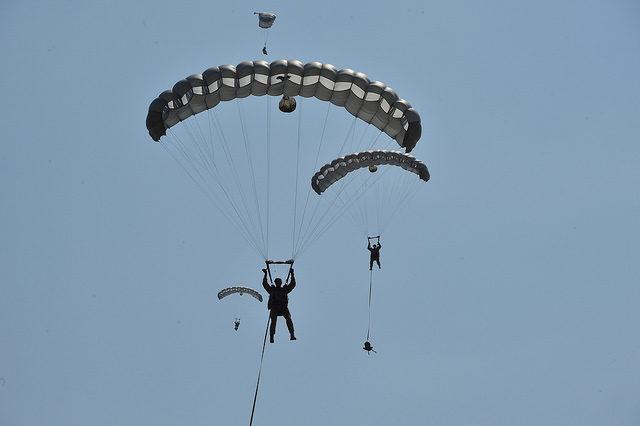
xmin=261 ymin=268 xmax=271 ymax=293
xmin=286 ymin=269 xmax=296 ymax=292
xmin=368 ymin=241 xmax=372 ymax=250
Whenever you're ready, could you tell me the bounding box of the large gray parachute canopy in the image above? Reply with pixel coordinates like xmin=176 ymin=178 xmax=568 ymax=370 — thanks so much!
xmin=254 ymin=12 xmax=276 ymax=28
xmin=217 ymin=286 xmax=263 ymax=302
xmin=311 ymin=150 xmax=430 ymax=194
xmin=145 ymin=60 xmax=422 ymax=152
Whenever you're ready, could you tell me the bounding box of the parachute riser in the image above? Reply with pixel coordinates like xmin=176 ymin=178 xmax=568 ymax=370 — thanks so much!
xmin=265 ymin=259 xmax=294 ymax=283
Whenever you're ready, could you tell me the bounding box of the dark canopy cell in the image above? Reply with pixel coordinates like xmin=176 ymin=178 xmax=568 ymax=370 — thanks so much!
xmin=311 ymin=150 xmax=430 ymax=194
xmin=146 ymin=60 xmax=422 ymax=152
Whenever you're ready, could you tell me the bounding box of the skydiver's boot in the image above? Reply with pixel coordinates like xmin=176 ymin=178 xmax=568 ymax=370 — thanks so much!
xmin=290 ymin=334 xmax=296 ymax=340
xmin=270 ymin=335 xmax=275 ymax=343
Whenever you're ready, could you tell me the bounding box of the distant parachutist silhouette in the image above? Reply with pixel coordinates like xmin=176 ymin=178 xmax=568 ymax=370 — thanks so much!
xmin=363 ymin=341 xmax=376 ymax=354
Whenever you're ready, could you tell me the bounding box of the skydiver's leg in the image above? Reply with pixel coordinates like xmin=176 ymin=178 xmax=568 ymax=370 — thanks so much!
xmin=269 ymin=311 xmax=278 ymax=343
xmin=283 ymin=308 xmax=295 ymax=339
xmin=376 ymin=259 xmax=381 ymax=269
xmin=369 ymin=257 xmax=374 ymax=271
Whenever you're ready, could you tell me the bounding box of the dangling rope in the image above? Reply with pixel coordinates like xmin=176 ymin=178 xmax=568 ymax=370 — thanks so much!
xmin=366 ymin=268 xmax=373 ymax=341
xmin=263 ymin=30 xmax=270 ymax=54
xmin=249 ymin=316 xmax=271 ymax=426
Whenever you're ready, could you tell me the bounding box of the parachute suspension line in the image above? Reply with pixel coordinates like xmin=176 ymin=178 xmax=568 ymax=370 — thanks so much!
xmin=344 ymin=116 xmax=362 ymax=155
xmin=291 ymin=99 xmax=303 ymax=260
xmin=298 ymin=117 xmax=361 ymax=243
xmin=193 ymin=112 xmax=216 ymax=162
xmin=296 ymin=166 xmax=388 ymax=257
xmin=172 ymin=124 xmax=211 ymax=178
xmin=183 ymin=119 xmax=221 ymax=186
xmin=375 ymin=178 xmax=382 ymax=233
xmin=380 ymin=170 xmax=407 ymax=230
xmin=184 ymin=114 xmax=212 ymax=164
xmin=159 ymin=138 xmax=263 ymax=257
xmin=353 ymin=121 xmax=374 ymax=152
xmin=174 ymin=127 xmax=266 ymax=257
xmin=373 ymin=154 xmax=418 ymax=234
xmin=208 ymin=109 xmax=264 ymax=248
xmin=366 ymin=268 xmax=373 ymax=341
xmin=333 ymin=133 xmax=416 ymax=239
xmin=362 ymin=175 xmax=371 ymax=235
xmin=297 ymin=166 xmax=395 ymax=257
xmin=296 ymin=175 xmax=355 ymax=257
xmin=263 ymin=30 xmax=270 ymax=53
xmin=336 ymin=115 xmax=358 ymax=156
xmin=237 ymin=99 xmax=268 ymax=256
xmin=302 ymin=117 xmax=369 ymax=241
xmin=361 ymin=136 xmax=395 ymax=235
xmin=338 ymin=165 xmax=392 ymax=237
xmin=335 ymin=191 xmax=369 ymax=237
xmin=266 ymin=95 xmax=272 ymax=259
xmin=292 ymin=103 xmax=331 ymax=257
xmin=341 ymin=172 xmax=369 ymax=237
xmin=347 ymin=172 xmax=370 ymax=236
xmin=180 ymin=118 xmax=267 ymax=257
xmin=192 ymin=111 xmax=263 ymax=252
xmin=366 ymin=129 xmax=384 ymax=152
xmin=294 ymin=113 xmax=360 ymax=253
xmin=238 ymin=100 xmax=267 ymax=253
xmin=380 ymin=176 xmax=421 ymax=233
xmin=249 ymin=315 xmax=270 ymax=426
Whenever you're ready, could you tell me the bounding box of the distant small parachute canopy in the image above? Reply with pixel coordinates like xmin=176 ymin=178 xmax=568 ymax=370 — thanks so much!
xmin=218 ymin=286 xmax=263 ymax=302
xmin=255 ymin=12 xmax=276 ymax=28
xmin=368 ymin=165 xmax=378 ymax=173
xmin=312 ymin=150 xmax=430 ymax=194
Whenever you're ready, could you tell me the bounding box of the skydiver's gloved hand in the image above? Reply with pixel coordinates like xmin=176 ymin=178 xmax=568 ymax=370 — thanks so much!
xmin=262 ymin=268 xmax=267 ymax=274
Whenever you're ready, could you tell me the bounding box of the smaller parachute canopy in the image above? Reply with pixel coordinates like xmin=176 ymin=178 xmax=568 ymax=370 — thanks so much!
xmin=254 ymin=12 xmax=276 ymax=28
xmin=218 ymin=286 xmax=263 ymax=302
xmin=312 ymin=150 xmax=430 ymax=194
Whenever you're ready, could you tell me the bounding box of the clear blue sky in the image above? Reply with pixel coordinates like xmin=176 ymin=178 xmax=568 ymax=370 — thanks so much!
xmin=1 ymin=1 xmax=639 ymax=425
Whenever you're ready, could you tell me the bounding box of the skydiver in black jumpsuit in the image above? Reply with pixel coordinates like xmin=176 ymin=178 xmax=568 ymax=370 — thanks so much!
xmin=368 ymin=241 xmax=382 ymax=270
xmin=262 ymin=268 xmax=297 ymax=343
